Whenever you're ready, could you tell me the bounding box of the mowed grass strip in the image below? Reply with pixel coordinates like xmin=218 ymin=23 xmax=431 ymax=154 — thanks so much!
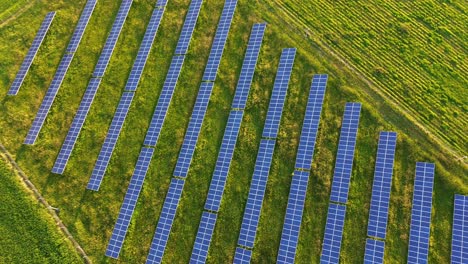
xmin=0 ymin=0 xmax=466 ymax=263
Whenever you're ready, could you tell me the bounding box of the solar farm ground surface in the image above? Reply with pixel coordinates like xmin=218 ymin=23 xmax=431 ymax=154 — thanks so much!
xmin=0 ymin=0 xmax=466 ymax=263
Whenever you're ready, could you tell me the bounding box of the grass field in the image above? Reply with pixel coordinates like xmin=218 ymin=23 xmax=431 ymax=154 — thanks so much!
xmin=0 ymin=0 xmax=31 ymax=24
xmin=0 ymin=0 xmax=466 ymax=263
xmin=0 ymin=155 xmax=81 ymax=263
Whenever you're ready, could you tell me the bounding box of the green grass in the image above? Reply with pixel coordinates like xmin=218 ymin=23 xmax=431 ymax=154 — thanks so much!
xmin=0 ymin=0 xmax=466 ymax=263
xmin=0 ymin=156 xmax=82 ymax=263
xmin=0 ymin=0 xmax=30 ymax=24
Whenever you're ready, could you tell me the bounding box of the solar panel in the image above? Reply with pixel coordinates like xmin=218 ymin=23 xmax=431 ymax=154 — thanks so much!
xmin=190 ymin=212 xmax=218 ymax=263
xmin=407 ymin=162 xmax=435 ymax=264
xmin=231 ymin=23 xmax=266 ymax=109
xmin=87 ymin=92 xmax=135 ymax=191
xmin=364 ymin=239 xmax=385 ymax=264
xmin=66 ymin=0 xmax=97 ymax=53
xmin=52 ymin=78 xmax=102 ymax=174
xmin=237 ymin=139 xmax=276 ymax=248
xmin=367 ymin=131 xmax=397 ymax=239
xmin=234 ymin=247 xmax=253 ymax=264
xmin=8 ymin=12 xmax=55 ymax=95
xmin=201 ymin=0 xmax=238 ymax=81
xmin=451 ymin=194 xmax=468 ymax=264
xmin=320 ymin=203 xmax=347 ymax=264
xmin=24 ymin=53 xmax=74 ymax=145
xmin=156 ymin=0 xmax=168 ymax=7
xmin=144 ymin=55 xmax=185 ymax=146
xmin=262 ymin=48 xmax=296 ymax=139
xmin=125 ymin=7 xmax=165 ymax=92
xmin=329 ymin=102 xmax=362 ymax=204
xmin=174 ymin=0 xmax=203 ymax=55
xmin=93 ymin=0 xmax=133 ymax=77
xmin=173 ymin=82 xmax=215 ymax=178
xmin=294 ymin=74 xmax=328 ymax=170
xmin=204 ymin=110 xmax=243 ymax=212
xmin=146 ymin=178 xmax=185 ymax=264
xmin=105 ymin=147 xmax=154 ymax=259
xmin=277 ymin=170 xmax=310 ymax=264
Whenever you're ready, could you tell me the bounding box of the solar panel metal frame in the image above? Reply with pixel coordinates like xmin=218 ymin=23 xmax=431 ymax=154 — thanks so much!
xmin=87 ymin=92 xmax=135 ymax=191
xmin=189 ymin=211 xmax=218 ymax=264
xmin=364 ymin=239 xmax=385 ymax=264
xmin=146 ymin=178 xmax=185 ymax=264
xmin=66 ymin=0 xmax=98 ymax=53
xmin=367 ymin=131 xmax=397 ymax=239
xmin=329 ymin=102 xmax=362 ymax=204
xmin=144 ymin=55 xmax=185 ymax=146
xmin=24 ymin=53 xmax=75 ymax=145
xmin=52 ymin=78 xmax=102 ymax=174
xmin=174 ymin=0 xmax=204 ymax=55
xmin=234 ymin=247 xmax=253 ymax=264
xmin=201 ymin=0 xmax=238 ymax=82
xmin=93 ymin=0 xmax=133 ymax=77
xmin=105 ymin=147 xmax=154 ymax=259
xmin=407 ymin=162 xmax=435 ymax=264
xmin=320 ymin=203 xmax=347 ymax=264
xmin=451 ymin=194 xmax=468 ymax=264
xmin=8 ymin=12 xmax=56 ymax=95
xmin=261 ymin=48 xmax=296 ymax=139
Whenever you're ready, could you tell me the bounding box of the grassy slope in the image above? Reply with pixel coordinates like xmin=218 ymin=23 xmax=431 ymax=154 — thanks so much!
xmin=0 ymin=0 xmax=466 ymax=263
xmin=0 ymin=157 xmax=82 ymax=263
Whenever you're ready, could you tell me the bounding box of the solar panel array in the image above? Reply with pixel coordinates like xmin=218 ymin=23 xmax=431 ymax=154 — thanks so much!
xmin=190 ymin=212 xmax=218 ymax=264
xmin=234 ymin=247 xmax=253 ymax=264
xmin=24 ymin=0 xmax=97 ymax=145
xmin=277 ymin=74 xmax=327 ymax=263
xmin=93 ymin=0 xmax=133 ymax=77
xmin=105 ymin=147 xmax=154 ymax=259
xmin=174 ymin=0 xmax=203 ymax=55
xmin=364 ymin=239 xmax=385 ymax=264
xmin=87 ymin=5 xmax=167 ymax=190
xmin=452 ymin=194 xmax=468 ymax=264
xmin=8 ymin=12 xmax=56 ymax=96
xmin=320 ymin=203 xmax=347 ymax=264
xmin=146 ymin=1 xmax=238 ymax=262
xmin=262 ymin=48 xmax=296 ymax=139
xmin=52 ymin=0 xmax=134 ymax=174
xmin=407 ymin=162 xmax=435 ymax=264
xmin=329 ymin=102 xmax=362 ymax=204
xmin=367 ymin=131 xmax=397 ymax=239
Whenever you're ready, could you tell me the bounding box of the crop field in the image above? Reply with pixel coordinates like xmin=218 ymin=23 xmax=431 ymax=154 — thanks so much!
xmin=262 ymin=0 xmax=467 ymax=156
xmin=0 ymin=0 xmax=466 ymax=263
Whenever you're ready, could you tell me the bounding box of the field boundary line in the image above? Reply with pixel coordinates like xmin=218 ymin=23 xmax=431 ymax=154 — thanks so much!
xmin=0 ymin=142 xmax=91 ymax=264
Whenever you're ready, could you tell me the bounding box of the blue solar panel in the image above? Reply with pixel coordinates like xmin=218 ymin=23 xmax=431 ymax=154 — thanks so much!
xmin=407 ymin=162 xmax=435 ymax=264
xmin=144 ymin=55 xmax=185 ymax=146
xmin=52 ymin=78 xmax=101 ymax=174
xmin=276 ymin=170 xmax=310 ymax=263
xmin=367 ymin=131 xmax=397 ymax=239
xmin=262 ymin=48 xmax=296 ymax=139
xmin=125 ymin=7 xmax=165 ymax=92
xmin=201 ymin=0 xmax=237 ymax=81
xmin=8 ymin=12 xmax=55 ymax=95
xmin=204 ymin=110 xmax=243 ymax=212
xmin=320 ymin=203 xmax=347 ymax=264
xmin=66 ymin=0 xmax=97 ymax=53
xmin=24 ymin=53 xmax=74 ymax=145
xmin=146 ymin=178 xmax=185 ymax=264
xmin=190 ymin=212 xmax=217 ymax=263
xmin=156 ymin=0 xmax=168 ymax=7
xmin=237 ymin=139 xmax=276 ymax=248
xmin=451 ymin=194 xmax=468 ymax=264
xmin=364 ymin=239 xmax=385 ymax=264
xmin=233 ymin=247 xmax=253 ymax=264
xmin=294 ymin=74 xmax=327 ymax=170
xmin=105 ymin=147 xmax=154 ymax=259
xmin=174 ymin=0 xmax=203 ymax=55
xmin=93 ymin=0 xmax=133 ymax=77
xmin=329 ymin=102 xmax=362 ymax=204
xmin=231 ymin=23 xmax=266 ymax=109
xmin=173 ymin=82 xmax=214 ymax=178
xmin=87 ymin=92 xmax=135 ymax=191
